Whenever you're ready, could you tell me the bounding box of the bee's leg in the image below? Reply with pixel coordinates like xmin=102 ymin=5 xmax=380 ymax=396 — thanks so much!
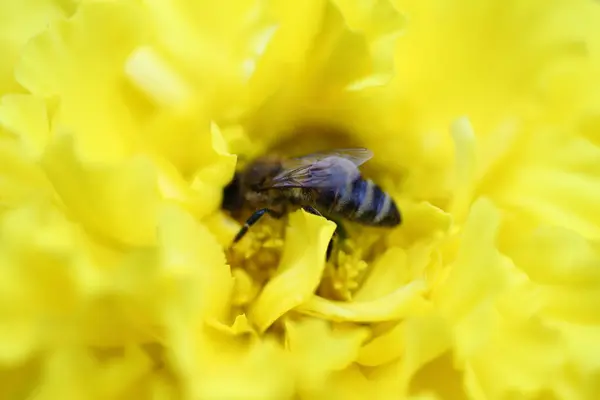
xmin=302 ymin=205 xmax=323 ymax=217
xmin=233 ymin=208 xmax=283 ymax=244
xmin=302 ymin=206 xmax=337 ymax=260
xmin=325 ymin=218 xmax=349 ymax=263
xmin=328 ymin=218 xmax=348 ymax=240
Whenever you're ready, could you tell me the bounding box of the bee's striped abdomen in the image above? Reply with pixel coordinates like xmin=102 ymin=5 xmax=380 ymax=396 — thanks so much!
xmin=319 ymin=178 xmax=401 ymax=227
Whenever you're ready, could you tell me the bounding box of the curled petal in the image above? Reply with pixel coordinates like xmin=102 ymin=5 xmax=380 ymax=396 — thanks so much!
xmin=296 ymin=280 xmax=427 ymax=323
xmin=248 ymin=209 xmax=336 ymax=333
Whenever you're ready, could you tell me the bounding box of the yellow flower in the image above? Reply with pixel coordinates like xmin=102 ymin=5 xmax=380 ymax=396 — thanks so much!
xmin=1 ymin=0 xmax=600 ymax=399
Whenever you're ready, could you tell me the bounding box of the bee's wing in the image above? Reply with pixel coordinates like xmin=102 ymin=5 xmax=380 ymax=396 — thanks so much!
xmin=268 ymin=148 xmax=373 ymax=188
xmin=300 ymin=148 xmax=374 ymax=167
xmin=279 ymin=148 xmax=374 ymax=172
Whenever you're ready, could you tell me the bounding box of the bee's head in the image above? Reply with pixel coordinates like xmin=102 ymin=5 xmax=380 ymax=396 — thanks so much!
xmin=243 ymin=157 xmax=282 ymax=191
xmin=221 ymin=172 xmax=243 ymax=214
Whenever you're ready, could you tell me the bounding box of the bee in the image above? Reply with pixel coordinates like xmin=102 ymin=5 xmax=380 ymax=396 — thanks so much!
xmin=222 ymin=148 xmax=401 ymax=258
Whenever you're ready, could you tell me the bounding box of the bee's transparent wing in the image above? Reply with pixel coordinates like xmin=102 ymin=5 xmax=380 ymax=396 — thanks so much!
xmin=293 ymin=148 xmax=374 ymax=167
xmin=268 ymin=148 xmax=373 ymax=188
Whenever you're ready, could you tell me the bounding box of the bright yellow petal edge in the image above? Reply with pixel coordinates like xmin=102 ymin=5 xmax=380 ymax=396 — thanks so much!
xmin=1 ymin=0 xmax=600 ymax=399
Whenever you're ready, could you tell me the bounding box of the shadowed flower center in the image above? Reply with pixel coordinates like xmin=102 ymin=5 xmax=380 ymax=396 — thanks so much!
xmin=224 ymin=143 xmax=395 ymax=302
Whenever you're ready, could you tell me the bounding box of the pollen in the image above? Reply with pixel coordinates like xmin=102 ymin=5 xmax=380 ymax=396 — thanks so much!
xmin=227 ymin=218 xmax=287 ymax=284
xmin=320 ymin=238 xmax=370 ymax=301
xmin=227 ymin=213 xmax=383 ymax=304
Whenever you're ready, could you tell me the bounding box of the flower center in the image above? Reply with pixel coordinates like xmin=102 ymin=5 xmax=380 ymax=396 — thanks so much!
xmin=223 ymin=126 xmax=407 ymax=303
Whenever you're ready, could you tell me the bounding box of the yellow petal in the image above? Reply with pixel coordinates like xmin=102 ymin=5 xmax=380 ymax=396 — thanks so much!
xmin=0 ymin=314 xmax=37 ymax=365
xmin=463 ymin=317 xmax=566 ymax=398
xmin=202 ymin=212 xmax=242 ymax=247
xmin=387 ymin=200 xmax=452 ymax=246
xmin=248 ymin=209 xmax=336 ymax=333
xmin=142 ymin=0 xmax=277 ymax=119
xmin=481 ymin=129 xmax=600 ymax=240
xmin=208 ymin=313 xmax=258 ymax=338
xmin=538 ymin=285 xmax=600 ymax=325
xmin=551 ymin=321 xmax=600 ymax=376
xmin=0 ymin=0 xmax=70 ymax=94
xmin=507 ymin=226 xmax=600 ymax=286
xmin=311 ymin=7 xmax=371 ymax=91
xmin=0 ymin=94 xmax=50 ymax=159
xmin=194 ymin=338 xmax=295 ymax=400
xmin=406 ymin=351 xmax=468 ymax=400
xmin=154 ymin=157 xmax=214 ymax=218
xmin=433 ymin=197 xmax=508 ymax=322
xmin=396 ymin=314 xmax=452 ymax=393
xmin=357 ymin=321 xmax=405 ymax=366
xmin=448 ymin=117 xmax=477 ymax=223
xmin=285 ymin=317 xmax=369 ymax=393
xmin=352 ymin=247 xmax=409 ymax=301
xmin=311 ymin=364 xmax=373 ymax=400
xmin=41 ymin=133 xmax=161 ymax=247
xmin=77 ymin=295 xmax=161 ymax=348
xmin=332 ymin=0 xmax=405 ymax=37
xmin=498 ymin=167 xmax=600 ymax=240
xmin=231 ymin=268 xmax=260 ymax=306
xmin=153 ymin=206 xmax=238 ymax=397
xmin=390 ymin=0 xmax=598 ymax=133
xmin=245 ymin=0 xmax=326 ymax=113
xmin=193 ymin=122 xmax=238 ymax=188
xmin=141 ymin=109 xmax=237 ymax=184
xmin=286 ymin=319 xmax=368 ymax=363
xmin=156 ymin=204 xmax=232 ymax=322
xmin=0 ymin=137 xmax=54 ymax=207
xmin=0 ymin=201 xmax=86 ymax=362
xmin=16 ymin=1 xmax=149 ymax=162
xmin=0 ymin=358 xmax=39 ymax=399
xmin=93 ymin=346 xmax=154 ymax=399
xmin=125 ymin=45 xmax=195 ymax=108
xmin=333 ymin=0 xmax=406 ymax=88
xmin=34 ymin=346 xmax=152 ymax=399
xmin=181 ymin=123 xmax=238 ymax=217
xmin=407 ymin=394 xmax=441 ymax=400
xmin=140 ymin=374 xmax=180 ymax=400
xmin=297 ymin=280 xmax=427 ymax=323
xmin=153 ymin=138 xmax=234 ymax=221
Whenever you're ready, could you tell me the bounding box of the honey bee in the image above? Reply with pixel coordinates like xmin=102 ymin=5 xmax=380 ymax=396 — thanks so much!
xmin=222 ymin=148 xmax=401 ymax=258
